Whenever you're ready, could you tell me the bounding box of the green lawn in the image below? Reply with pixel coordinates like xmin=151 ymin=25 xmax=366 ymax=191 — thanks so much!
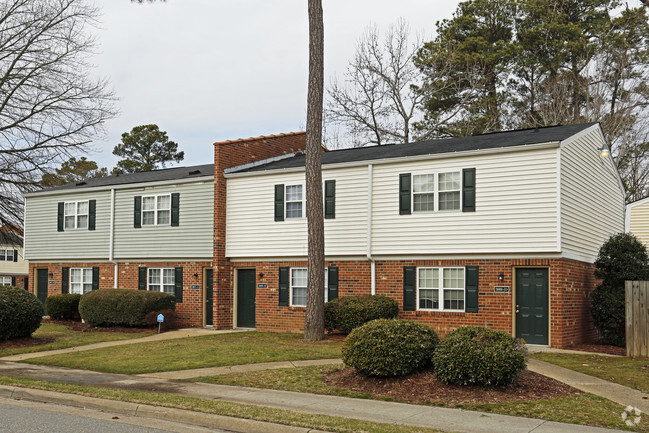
xmin=26 ymin=332 xmax=343 ymax=374
xmin=533 ymin=353 xmax=649 ymax=393
xmin=193 ymin=365 xmax=649 ymax=432
xmin=0 ymin=323 xmax=150 ymax=357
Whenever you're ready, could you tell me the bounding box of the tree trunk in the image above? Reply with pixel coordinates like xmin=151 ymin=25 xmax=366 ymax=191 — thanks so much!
xmin=304 ymin=0 xmax=325 ymax=342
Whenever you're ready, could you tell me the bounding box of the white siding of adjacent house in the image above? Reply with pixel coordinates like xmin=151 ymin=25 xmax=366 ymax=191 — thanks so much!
xmin=24 ymin=190 xmax=111 ymax=260
xmin=560 ymin=125 xmax=625 ymax=262
xmin=226 ymin=146 xmax=561 ymax=258
xmin=113 ymin=181 xmax=213 ymax=259
xmin=628 ymin=199 xmax=649 ymax=247
xmin=0 ymin=244 xmax=28 ymax=275
xmin=226 ymin=166 xmax=369 ymax=258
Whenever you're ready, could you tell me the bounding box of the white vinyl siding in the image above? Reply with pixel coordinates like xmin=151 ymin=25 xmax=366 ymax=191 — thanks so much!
xmin=70 ymin=268 xmax=93 ymax=294
xmin=560 ymin=126 xmax=625 ymax=262
xmin=628 ymin=200 xmax=649 ymax=248
xmin=0 ymin=244 xmax=27 ymax=275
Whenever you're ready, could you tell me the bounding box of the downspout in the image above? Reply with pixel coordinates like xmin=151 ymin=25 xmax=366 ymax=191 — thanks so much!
xmin=109 ymin=188 xmax=118 ymax=288
xmin=367 ymin=164 xmax=375 ymax=295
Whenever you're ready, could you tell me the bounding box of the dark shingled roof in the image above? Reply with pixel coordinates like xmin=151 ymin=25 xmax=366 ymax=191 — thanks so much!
xmin=236 ymin=123 xmax=598 ymax=173
xmin=30 ymin=163 xmax=214 ymax=194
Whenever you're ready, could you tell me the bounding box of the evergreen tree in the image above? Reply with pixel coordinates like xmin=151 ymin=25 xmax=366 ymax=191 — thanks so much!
xmin=41 ymin=157 xmax=107 ymax=187
xmin=112 ymin=124 xmax=184 ymax=174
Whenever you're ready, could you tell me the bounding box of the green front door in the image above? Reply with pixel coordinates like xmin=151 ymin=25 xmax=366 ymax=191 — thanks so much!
xmin=36 ymin=269 xmax=48 ymax=307
xmin=515 ymin=268 xmax=549 ymax=345
xmin=205 ymin=268 xmax=213 ymax=326
xmin=237 ymin=269 xmax=256 ymax=328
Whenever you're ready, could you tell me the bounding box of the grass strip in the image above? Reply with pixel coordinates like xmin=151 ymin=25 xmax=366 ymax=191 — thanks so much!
xmin=0 ymin=375 xmax=442 ymax=433
xmin=25 ymin=332 xmax=342 ymax=374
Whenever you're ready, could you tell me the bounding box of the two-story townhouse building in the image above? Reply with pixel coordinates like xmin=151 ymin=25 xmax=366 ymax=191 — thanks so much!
xmin=625 ymin=197 xmax=649 ymax=246
xmin=223 ymin=123 xmax=625 ymax=348
xmin=23 ymin=132 xmax=306 ymax=325
xmin=0 ymin=224 xmax=28 ymax=288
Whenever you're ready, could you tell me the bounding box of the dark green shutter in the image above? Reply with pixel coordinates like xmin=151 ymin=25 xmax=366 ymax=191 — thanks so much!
xmin=61 ymin=267 xmax=69 ymax=294
xmin=174 ymin=267 xmax=183 ymax=303
xmin=274 ymin=185 xmax=284 ymax=221
xmin=327 ymin=267 xmax=339 ymax=301
xmin=138 ymin=267 xmax=147 ymax=290
xmin=324 ymin=180 xmax=335 ymax=219
xmin=134 ymin=196 xmax=142 ymax=228
xmin=11 ymin=277 xmax=16 ymax=287
xmin=13 ymin=250 xmax=17 ymax=262
xmin=462 ymin=168 xmax=476 ymax=212
xmin=88 ymin=200 xmax=96 ymax=230
xmin=399 ymin=174 xmax=411 ymax=215
xmin=403 ymin=266 xmax=416 ymax=311
xmin=57 ymin=202 xmax=64 ymax=231
xmin=171 ymin=193 xmax=180 ymax=226
xmin=465 ymin=265 xmax=479 ymax=313
xmin=92 ymin=267 xmax=99 ymax=290
xmin=278 ymin=267 xmax=289 ymax=306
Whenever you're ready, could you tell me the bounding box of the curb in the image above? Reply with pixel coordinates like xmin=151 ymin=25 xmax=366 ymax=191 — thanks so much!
xmin=0 ymin=385 xmax=327 ymax=433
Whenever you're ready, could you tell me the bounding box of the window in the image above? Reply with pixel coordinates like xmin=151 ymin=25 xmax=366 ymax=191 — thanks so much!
xmin=148 ymin=268 xmax=175 ymax=294
xmin=413 ymin=174 xmax=434 ymax=212
xmin=142 ymin=195 xmax=171 ymax=226
xmin=417 ymin=267 xmax=465 ymax=311
xmin=409 ymin=171 xmax=461 ymax=213
xmin=289 ymin=267 xmax=330 ymax=307
xmin=70 ymin=268 xmax=93 ymax=294
xmin=0 ymin=276 xmax=12 ymax=285
xmin=0 ymin=249 xmax=14 ymax=261
xmin=64 ymin=201 xmax=88 ymax=229
xmin=438 ymin=172 xmax=461 ymax=210
xmin=285 ymin=185 xmax=303 ymax=218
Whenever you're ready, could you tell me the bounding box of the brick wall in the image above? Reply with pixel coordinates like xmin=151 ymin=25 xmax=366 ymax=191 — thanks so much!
xmin=232 ymin=257 xmax=598 ymax=348
xmin=213 ymin=132 xmax=307 ymax=329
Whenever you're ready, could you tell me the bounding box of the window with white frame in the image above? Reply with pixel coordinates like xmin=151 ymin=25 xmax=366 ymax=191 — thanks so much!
xmin=285 ymin=185 xmax=303 ymax=218
xmin=411 ymin=171 xmax=461 ymax=212
xmin=417 ymin=267 xmax=465 ymax=311
xmin=289 ymin=267 xmax=329 ymax=307
xmin=64 ymin=201 xmax=89 ymax=229
xmin=438 ymin=172 xmax=461 ymax=210
xmin=148 ymin=268 xmax=175 ymax=294
xmin=0 ymin=276 xmax=12 ymax=285
xmin=0 ymin=249 xmax=14 ymax=261
xmin=142 ymin=195 xmax=171 ymax=226
xmin=70 ymin=268 xmax=93 ymax=294
xmin=412 ymin=174 xmax=434 ymax=212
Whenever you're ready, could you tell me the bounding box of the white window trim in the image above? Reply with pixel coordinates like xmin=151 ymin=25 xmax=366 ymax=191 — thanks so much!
xmin=0 ymin=249 xmax=14 ymax=261
xmin=63 ymin=200 xmax=89 ymax=230
xmin=416 ymin=266 xmax=465 ymax=312
xmin=410 ymin=171 xmax=461 ymax=213
xmin=289 ymin=267 xmax=329 ymax=307
xmin=147 ymin=267 xmax=175 ymax=294
xmin=0 ymin=276 xmax=12 ymax=285
xmin=69 ymin=267 xmax=93 ymax=295
xmin=285 ymin=184 xmax=305 ymax=219
xmin=142 ymin=194 xmax=171 ymax=226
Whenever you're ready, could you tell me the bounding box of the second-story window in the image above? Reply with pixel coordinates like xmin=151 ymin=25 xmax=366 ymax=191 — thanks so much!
xmin=0 ymin=250 xmax=15 ymax=261
xmin=285 ymin=185 xmax=303 ymax=218
xmin=438 ymin=172 xmax=461 ymax=211
xmin=412 ymin=174 xmax=435 ymax=212
xmin=142 ymin=195 xmax=171 ymax=226
xmin=64 ymin=201 xmax=88 ymax=229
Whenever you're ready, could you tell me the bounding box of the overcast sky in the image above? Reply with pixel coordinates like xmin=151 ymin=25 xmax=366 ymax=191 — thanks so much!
xmin=88 ymin=1 xmax=463 ymax=170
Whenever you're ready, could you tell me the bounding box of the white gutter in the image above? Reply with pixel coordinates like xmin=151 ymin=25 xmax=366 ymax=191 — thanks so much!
xmin=367 ymin=164 xmax=375 ymax=295
xmin=109 ymin=188 xmax=118 ymax=288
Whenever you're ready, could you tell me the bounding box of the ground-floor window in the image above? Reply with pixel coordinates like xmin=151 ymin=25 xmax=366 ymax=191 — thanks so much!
xmin=70 ymin=268 xmax=93 ymax=294
xmin=289 ymin=267 xmax=329 ymax=307
xmin=0 ymin=276 xmax=12 ymax=285
xmin=417 ymin=267 xmax=465 ymax=311
xmin=148 ymin=268 xmax=175 ymax=294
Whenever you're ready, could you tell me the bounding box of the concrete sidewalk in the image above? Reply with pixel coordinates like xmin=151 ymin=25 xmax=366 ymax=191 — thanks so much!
xmin=0 ymin=328 xmax=248 ymax=362
xmin=0 ymin=361 xmax=630 ymax=433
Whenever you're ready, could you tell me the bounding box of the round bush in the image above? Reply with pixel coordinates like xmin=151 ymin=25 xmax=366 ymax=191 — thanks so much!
xmin=433 ymin=326 xmax=527 ymax=386
xmin=46 ymin=294 xmax=82 ymax=320
xmin=0 ymin=286 xmax=44 ymax=341
xmin=79 ymin=289 xmax=176 ymax=327
xmin=342 ymin=319 xmax=439 ymax=377
xmin=325 ymin=295 xmax=399 ymax=334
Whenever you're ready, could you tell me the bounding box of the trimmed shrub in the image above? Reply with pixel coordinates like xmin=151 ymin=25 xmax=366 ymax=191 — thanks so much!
xmin=342 ymin=319 xmax=439 ymax=377
xmin=144 ymin=309 xmax=179 ymax=331
xmin=325 ymin=295 xmax=399 ymax=334
xmin=45 ymin=294 xmax=82 ymax=320
xmin=433 ymin=326 xmax=527 ymax=386
xmin=0 ymin=286 xmax=44 ymax=341
xmin=79 ymin=289 xmax=176 ymax=327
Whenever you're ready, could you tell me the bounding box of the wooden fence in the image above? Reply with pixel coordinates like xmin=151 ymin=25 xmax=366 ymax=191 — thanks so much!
xmin=626 ymin=280 xmax=649 ymax=358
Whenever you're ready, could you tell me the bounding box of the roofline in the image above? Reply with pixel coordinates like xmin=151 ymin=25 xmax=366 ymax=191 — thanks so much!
xmin=224 ymin=141 xmax=561 ymax=178
xmin=23 ymin=175 xmax=214 ymax=198
xmin=213 ymin=131 xmax=306 ymax=146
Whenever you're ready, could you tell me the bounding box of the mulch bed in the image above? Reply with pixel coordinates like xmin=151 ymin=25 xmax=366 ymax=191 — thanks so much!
xmin=323 ymin=368 xmax=581 ymax=405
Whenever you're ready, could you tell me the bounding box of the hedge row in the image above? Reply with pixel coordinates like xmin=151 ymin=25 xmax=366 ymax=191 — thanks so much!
xmin=325 ymin=295 xmax=398 ymax=334
xmin=79 ymin=289 xmax=176 ymax=326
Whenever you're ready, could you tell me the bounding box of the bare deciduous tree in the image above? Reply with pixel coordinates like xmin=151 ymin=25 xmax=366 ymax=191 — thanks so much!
xmin=326 ymin=19 xmax=423 ymax=146
xmin=0 ymin=0 xmax=115 ymax=227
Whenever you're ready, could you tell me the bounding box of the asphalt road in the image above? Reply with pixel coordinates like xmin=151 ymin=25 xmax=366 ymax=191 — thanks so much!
xmin=0 ymin=398 xmax=228 ymax=433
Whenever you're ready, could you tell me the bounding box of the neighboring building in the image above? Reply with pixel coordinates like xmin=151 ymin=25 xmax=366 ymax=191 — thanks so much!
xmin=223 ymin=123 xmax=624 ymax=348
xmin=626 ymin=197 xmax=649 ymax=246
xmin=0 ymin=224 xmax=28 ymax=288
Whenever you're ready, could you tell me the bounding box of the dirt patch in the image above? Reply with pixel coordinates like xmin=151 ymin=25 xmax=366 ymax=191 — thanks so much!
xmin=324 ymin=332 xmax=346 ymax=342
xmin=43 ymin=318 xmax=157 ymax=334
xmin=0 ymin=337 xmax=55 ymax=351
xmin=565 ymin=342 xmax=625 ymax=356
xmin=324 ymin=368 xmax=581 ymax=406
